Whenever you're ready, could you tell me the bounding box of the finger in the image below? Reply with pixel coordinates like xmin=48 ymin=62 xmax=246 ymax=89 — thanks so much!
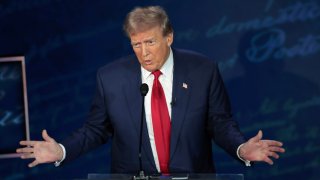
xmin=251 ymin=130 xmax=263 ymax=142
xmin=42 ymin=129 xmax=55 ymax=143
xmin=16 ymin=148 xmax=23 ymax=153
xmin=263 ymin=156 xmax=274 ymax=165
xmin=16 ymin=147 xmax=34 ymax=153
xmin=19 ymin=141 xmax=38 ymax=146
xmin=258 ymin=130 xmax=263 ymax=139
xmin=268 ymin=152 xmax=279 ymax=159
xmin=262 ymin=140 xmax=283 ymax=147
xmin=269 ymin=146 xmax=285 ymax=153
xmin=21 ymin=153 xmax=35 ymax=159
xmin=28 ymin=160 xmax=39 ymax=168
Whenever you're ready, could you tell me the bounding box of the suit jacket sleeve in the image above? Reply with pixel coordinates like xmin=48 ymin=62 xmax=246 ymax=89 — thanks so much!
xmin=207 ymin=63 xmax=246 ymax=160
xmin=60 ymin=69 xmax=113 ymax=163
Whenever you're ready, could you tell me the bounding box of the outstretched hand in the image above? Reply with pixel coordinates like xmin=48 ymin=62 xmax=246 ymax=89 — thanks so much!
xmin=16 ymin=130 xmax=63 ymax=167
xmin=239 ymin=130 xmax=285 ymax=165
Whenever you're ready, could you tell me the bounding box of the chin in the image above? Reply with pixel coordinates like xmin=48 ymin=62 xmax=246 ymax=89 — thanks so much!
xmin=143 ymin=66 xmax=155 ymax=72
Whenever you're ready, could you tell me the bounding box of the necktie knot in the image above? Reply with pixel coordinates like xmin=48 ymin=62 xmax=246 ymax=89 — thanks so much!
xmin=152 ymin=70 xmax=162 ymax=80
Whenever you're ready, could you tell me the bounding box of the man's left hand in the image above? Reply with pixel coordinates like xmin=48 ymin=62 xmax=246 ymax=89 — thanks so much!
xmin=239 ymin=130 xmax=285 ymax=165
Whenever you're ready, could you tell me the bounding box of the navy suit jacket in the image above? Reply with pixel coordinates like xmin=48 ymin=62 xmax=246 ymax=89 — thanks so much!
xmin=62 ymin=48 xmax=246 ymax=174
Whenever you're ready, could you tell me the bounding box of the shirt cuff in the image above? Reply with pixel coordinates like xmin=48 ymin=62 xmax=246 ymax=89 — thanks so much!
xmin=237 ymin=143 xmax=251 ymax=167
xmin=54 ymin=143 xmax=66 ymax=167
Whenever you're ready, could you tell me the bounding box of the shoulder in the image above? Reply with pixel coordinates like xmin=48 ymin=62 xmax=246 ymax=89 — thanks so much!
xmin=97 ymin=54 xmax=139 ymax=77
xmin=173 ymin=48 xmax=218 ymax=70
xmin=173 ymin=48 xmax=209 ymax=59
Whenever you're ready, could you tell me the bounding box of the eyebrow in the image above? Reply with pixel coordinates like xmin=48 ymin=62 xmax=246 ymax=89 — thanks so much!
xmin=131 ymin=37 xmax=155 ymax=44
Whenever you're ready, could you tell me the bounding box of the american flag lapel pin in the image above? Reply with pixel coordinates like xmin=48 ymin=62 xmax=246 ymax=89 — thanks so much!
xmin=182 ymin=82 xmax=188 ymax=89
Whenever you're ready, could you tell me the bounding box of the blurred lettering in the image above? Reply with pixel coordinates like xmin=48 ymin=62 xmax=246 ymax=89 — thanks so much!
xmin=246 ymin=28 xmax=320 ymax=63
xmin=206 ymin=2 xmax=320 ymax=38
xmin=0 ymin=66 xmax=20 ymax=81
xmin=0 ymin=110 xmax=22 ymax=127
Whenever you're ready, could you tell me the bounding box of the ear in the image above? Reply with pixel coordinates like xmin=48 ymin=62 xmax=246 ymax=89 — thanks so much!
xmin=166 ymin=32 xmax=174 ymax=46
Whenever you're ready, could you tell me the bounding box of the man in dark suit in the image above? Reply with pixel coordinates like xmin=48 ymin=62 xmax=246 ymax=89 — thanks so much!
xmin=17 ymin=6 xmax=285 ymax=174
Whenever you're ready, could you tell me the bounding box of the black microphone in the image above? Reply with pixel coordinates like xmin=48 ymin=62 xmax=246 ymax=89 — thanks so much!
xmin=140 ymin=83 xmax=149 ymax=96
xmin=134 ymin=83 xmax=149 ymax=180
xmin=170 ymin=97 xmax=176 ymax=106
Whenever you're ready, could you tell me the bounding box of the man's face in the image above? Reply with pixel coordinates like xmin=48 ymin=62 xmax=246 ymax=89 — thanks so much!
xmin=130 ymin=26 xmax=173 ymax=72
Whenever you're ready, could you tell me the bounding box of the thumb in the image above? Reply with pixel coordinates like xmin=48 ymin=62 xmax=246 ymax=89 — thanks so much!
xmin=42 ymin=129 xmax=55 ymax=143
xmin=251 ymin=130 xmax=263 ymax=142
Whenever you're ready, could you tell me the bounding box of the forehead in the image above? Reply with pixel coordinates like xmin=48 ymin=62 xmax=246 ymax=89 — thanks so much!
xmin=130 ymin=26 xmax=163 ymax=42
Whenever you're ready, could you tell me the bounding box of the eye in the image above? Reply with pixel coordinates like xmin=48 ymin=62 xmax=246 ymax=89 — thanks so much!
xmin=131 ymin=43 xmax=141 ymax=48
xmin=147 ymin=40 xmax=156 ymax=46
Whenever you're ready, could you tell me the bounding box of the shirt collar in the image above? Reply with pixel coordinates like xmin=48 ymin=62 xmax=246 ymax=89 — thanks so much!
xmin=141 ymin=48 xmax=174 ymax=82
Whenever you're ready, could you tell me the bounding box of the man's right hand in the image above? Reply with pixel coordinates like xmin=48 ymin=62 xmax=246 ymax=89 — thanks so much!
xmin=16 ymin=129 xmax=63 ymax=167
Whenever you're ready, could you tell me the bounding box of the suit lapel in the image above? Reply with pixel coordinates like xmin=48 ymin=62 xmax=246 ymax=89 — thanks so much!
xmin=170 ymin=50 xmax=191 ymax=160
xmin=123 ymin=58 xmax=157 ymax=171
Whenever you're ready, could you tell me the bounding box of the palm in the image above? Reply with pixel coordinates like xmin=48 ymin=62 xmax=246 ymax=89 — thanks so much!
xmin=33 ymin=141 xmax=61 ymax=163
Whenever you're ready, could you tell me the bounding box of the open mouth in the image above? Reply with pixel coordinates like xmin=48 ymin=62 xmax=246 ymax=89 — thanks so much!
xmin=144 ymin=60 xmax=152 ymax=65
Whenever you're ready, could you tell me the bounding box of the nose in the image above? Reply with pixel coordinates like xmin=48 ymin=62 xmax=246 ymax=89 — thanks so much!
xmin=141 ymin=44 xmax=149 ymax=57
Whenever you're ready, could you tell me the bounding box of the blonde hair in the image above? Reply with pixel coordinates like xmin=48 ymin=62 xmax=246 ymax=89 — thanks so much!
xmin=123 ymin=6 xmax=173 ymax=37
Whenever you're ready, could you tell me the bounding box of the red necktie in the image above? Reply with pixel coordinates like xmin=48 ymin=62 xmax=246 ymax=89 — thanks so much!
xmin=151 ymin=70 xmax=171 ymax=174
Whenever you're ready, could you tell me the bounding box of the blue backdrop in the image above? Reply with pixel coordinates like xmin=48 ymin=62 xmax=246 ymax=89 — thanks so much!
xmin=0 ymin=0 xmax=319 ymax=179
